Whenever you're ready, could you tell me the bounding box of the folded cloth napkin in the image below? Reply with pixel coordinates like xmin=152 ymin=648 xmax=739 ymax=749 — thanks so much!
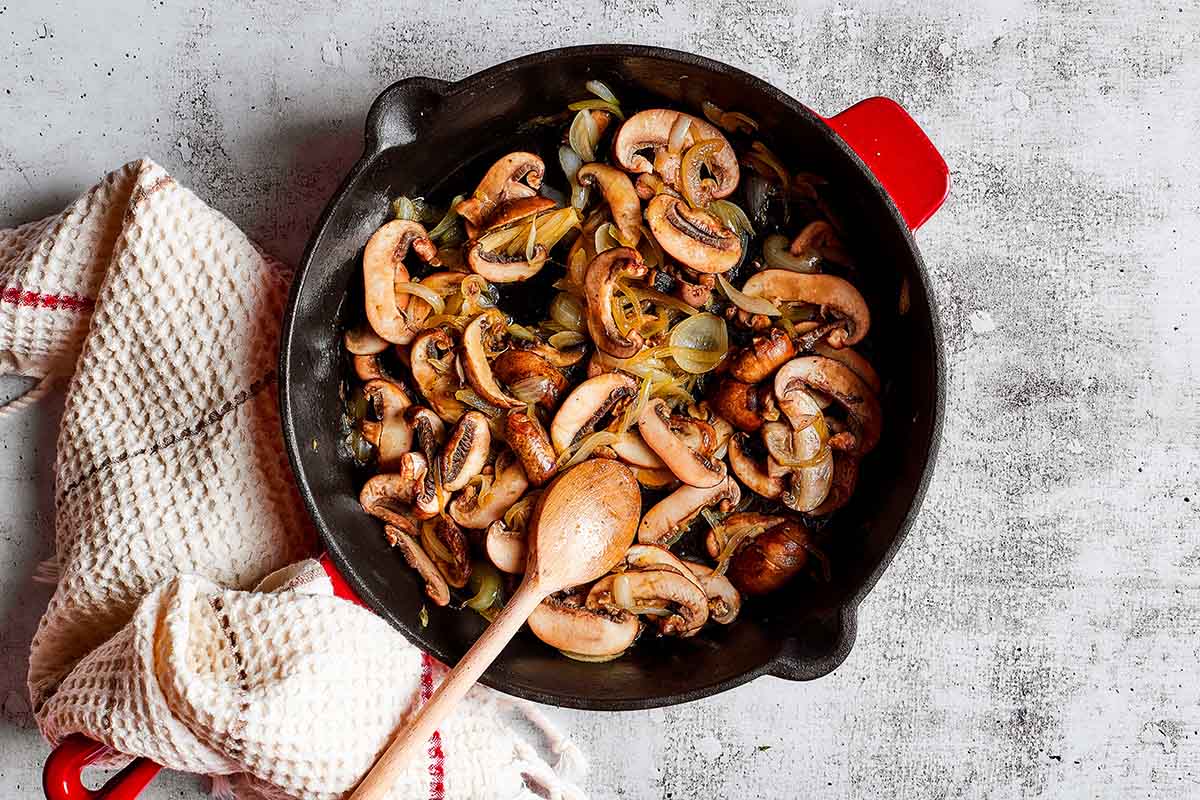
xmin=0 ymin=158 xmax=587 ymax=800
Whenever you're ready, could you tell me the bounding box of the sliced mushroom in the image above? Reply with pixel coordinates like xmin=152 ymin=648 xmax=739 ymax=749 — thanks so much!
xmin=484 ymin=519 xmax=527 ymax=574
xmin=577 ymin=163 xmax=641 ymax=245
xmin=440 ymin=411 xmax=491 ymax=492
xmin=789 ymin=220 xmax=850 ymax=266
xmin=528 ymin=593 xmax=640 ymax=658
xmin=636 ymin=398 xmax=724 ymax=488
xmin=361 ymin=379 xmax=413 ymax=469
xmin=775 ymin=356 xmax=882 ymax=454
xmin=481 ymin=195 xmax=557 ymax=232
xmin=811 ymin=341 xmax=881 ymax=394
xmin=609 ymin=431 xmax=666 ymax=469
xmin=456 ymin=152 xmax=544 ymax=227
xmin=587 ymin=568 xmax=709 ymax=637
xmin=704 ymin=511 xmax=789 ymax=559
xmin=409 ymin=408 xmax=449 ymax=519
xmin=492 ymin=350 xmax=568 ymax=412
xmin=410 ymin=328 xmax=467 ymax=423
xmin=514 ymin=338 xmax=588 ymax=368
xmin=781 ymin=446 xmax=833 ymax=513
xmin=550 ymin=372 xmax=637 ymax=453
xmin=644 ymin=194 xmax=741 ymax=274
xmin=707 ymin=378 xmax=777 ymax=433
xmin=387 ymin=525 xmax=450 ymax=606
xmin=363 ymin=219 xmax=439 ymax=344
xmin=467 ymin=237 xmax=548 ymax=283
xmin=353 ymin=354 xmax=385 ymax=382
xmin=682 ymin=561 xmax=742 ymax=625
xmin=620 ymin=544 xmax=706 ymax=597
xmin=421 ymin=517 xmax=471 ymax=588
xmin=727 ymin=328 xmax=796 ymax=384
xmin=450 ymin=450 xmax=530 ymax=529
xmin=741 ymin=270 xmax=870 ymax=347
xmin=359 ymin=463 xmax=426 ymax=528
xmin=461 ymin=312 xmax=524 ymax=409
xmin=584 ymin=247 xmax=648 ymax=358
xmin=727 ymin=433 xmax=784 ymax=500
xmin=344 ymin=324 xmax=390 ymax=355
xmin=637 ymin=474 xmax=741 ymax=546
xmin=810 ymin=451 xmax=860 ymax=515
xmin=503 ymin=410 xmax=558 ymax=487
xmin=633 ymin=466 xmax=679 ymax=490
xmin=613 ymin=109 xmax=738 ymax=201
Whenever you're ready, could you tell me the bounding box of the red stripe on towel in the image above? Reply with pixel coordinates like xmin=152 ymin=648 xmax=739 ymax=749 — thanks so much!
xmin=1 ymin=286 xmax=95 ymax=312
xmin=420 ymin=653 xmax=446 ymax=800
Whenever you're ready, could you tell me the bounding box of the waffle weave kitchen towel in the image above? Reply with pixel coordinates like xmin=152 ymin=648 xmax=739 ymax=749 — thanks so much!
xmin=0 ymin=158 xmax=586 ymax=800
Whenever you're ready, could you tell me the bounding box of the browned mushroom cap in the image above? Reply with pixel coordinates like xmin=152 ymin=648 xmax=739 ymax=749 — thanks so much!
xmin=577 ymin=163 xmax=641 ymax=245
xmin=344 ymin=324 xmax=390 ymax=355
xmin=704 ymin=511 xmax=789 ymax=559
xmin=363 ymin=219 xmax=439 ymax=345
xmin=353 ymin=354 xmax=385 ymax=382
xmin=741 ymin=270 xmax=870 ymax=348
xmin=726 ymin=519 xmax=818 ymax=596
xmin=636 ymin=398 xmax=724 ymax=488
xmin=682 ymin=561 xmax=742 ymax=625
xmin=410 ymin=328 xmax=467 ymax=424
xmin=810 ymin=451 xmax=860 ymax=515
xmin=456 ymin=152 xmax=545 ymax=227
xmin=359 ymin=463 xmax=426 ymax=527
xmin=461 ymin=312 xmax=524 ymax=409
xmin=421 ymin=517 xmax=471 ymax=588
xmin=503 ymin=410 xmax=558 ymax=487
xmin=386 ymin=524 xmax=450 ymax=606
xmin=492 ymin=350 xmax=568 ymax=412
xmin=637 ymin=474 xmax=741 ymax=546
xmin=707 ymin=378 xmax=778 ymax=434
xmin=644 ymin=195 xmax=741 ymax=274
xmin=774 ymin=356 xmax=882 ymax=454
xmin=612 ymin=109 xmax=738 ymax=201
xmin=484 ymin=518 xmax=527 ymax=574
xmin=361 ymin=379 xmax=413 ymax=470
xmin=789 ymin=220 xmax=851 ymax=266
xmin=480 ymin=195 xmax=557 ymax=233
xmin=727 ymin=328 xmax=796 ymax=384
xmin=440 ymin=411 xmax=491 ymax=492
xmin=528 ymin=593 xmax=640 ymax=658
xmin=514 ymin=337 xmax=588 ymax=368
xmin=583 ymin=246 xmax=648 ymax=358
xmin=727 ymin=432 xmax=784 ymax=500
xmin=811 ymin=341 xmax=881 ymax=394
xmin=549 ymin=372 xmax=638 ymax=453
xmin=450 ymin=449 xmax=530 ymax=530
xmin=587 ymin=568 xmax=709 ymax=637
xmin=467 ymin=238 xmax=548 ymax=283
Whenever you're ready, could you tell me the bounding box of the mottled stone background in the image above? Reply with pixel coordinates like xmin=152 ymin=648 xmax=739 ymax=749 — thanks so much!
xmin=1 ymin=1 xmax=1196 ymax=797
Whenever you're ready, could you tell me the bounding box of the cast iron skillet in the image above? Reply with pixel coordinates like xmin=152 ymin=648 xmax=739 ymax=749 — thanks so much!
xmin=42 ymin=44 xmax=949 ymax=800
xmin=279 ymin=45 xmax=948 ymax=710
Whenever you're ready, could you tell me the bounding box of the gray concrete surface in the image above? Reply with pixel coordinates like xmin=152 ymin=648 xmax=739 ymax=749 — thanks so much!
xmin=2 ymin=1 xmax=1197 ymax=797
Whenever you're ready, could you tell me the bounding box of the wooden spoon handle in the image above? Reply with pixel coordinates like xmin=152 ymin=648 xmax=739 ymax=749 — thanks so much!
xmin=349 ymin=580 xmax=548 ymax=800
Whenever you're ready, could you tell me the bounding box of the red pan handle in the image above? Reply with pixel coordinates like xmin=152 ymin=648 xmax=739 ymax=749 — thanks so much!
xmin=824 ymin=97 xmax=949 ymax=230
xmin=43 ymin=555 xmax=362 ymax=799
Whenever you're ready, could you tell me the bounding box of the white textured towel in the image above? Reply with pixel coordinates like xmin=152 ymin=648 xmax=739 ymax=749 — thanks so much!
xmin=1 ymin=159 xmax=586 ymax=800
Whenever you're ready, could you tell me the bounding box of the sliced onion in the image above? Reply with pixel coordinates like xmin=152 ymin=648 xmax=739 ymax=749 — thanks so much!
xmin=568 ymin=98 xmax=624 ymax=120
xmin=507 ymin=322 xmax=536 ymax=341
xmin=392 ymin=196 xmax=419 ymax=221
xmin=421 ymin=521 xmax=454 ymax=565
xmin=555 ymin=430 xmax=620 ymax=470
xmin=668 ymin=115 xmax=692 ymax=154
xmin=623 ymin=283 xmax=698 ymax=316
xmin=548 ymin=330 xmax=586 ymax=349
xmin=427 ymin=193 xmax=465 ymax=243
xmin=586 ymin=79 xmax=620 ymax=106
xmin=466 ymin=561 xmax=503 ymax=612
xmin=613 ymin=573 xmax=634 ymax=609
xmin=394 ymin=282 xmax=446 ymax=315
xmin=559 ymin=145 xmax=582 ymax=183
xmin=707 ymin=200 xmax=755 ymax=237
xmin=717 ymin=274 xmax=780 ymax=317
xmin=637 ymin=223 xmax=664 ymax=268
xmin=712 ymin=522 xmax=770 ymax=576
xmin=508 ymin=374 xmax=557 ymax=405
xmin=594 ymin=221 xmax=622 ymax=253
xmin=701 ymin=100 xmax=726 ymax=128
xmin=764 ymin=234 xmax=820 ymax=273
xmin=550 ymin=291 xmax=586 ymax=332
xmin=668 ymin=313 xmax=728 ymax=374
xmin=618 ymin=375 xmax=654 ymax=434
xmin=569 ymin=110 xmax=599 ymax=162
xmin=749 ymin=141 xmax=790 ymax=184
xmin=524 ymin=216 xmax=538 ymax=261
xmin=454 ymin=387 xmax=504 ymax=417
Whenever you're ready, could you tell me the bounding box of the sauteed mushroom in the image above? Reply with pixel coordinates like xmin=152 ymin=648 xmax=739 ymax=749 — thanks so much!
xmin=359 ymin=466 xmax=425 ymax=528
xmin=790 ymin=220 xmax=850 ymax=266
xmin=636 ymin=398 xmax=724 ymax=488
xmin=638 ymin=475 xmax=741 ymax=546
xmin=528 ymin=592 xmax=640 ymax=659
xmin=449 ymin=450 xmax=530 ymax=530
xmin=456 ymin=151 xmax=545 ymax=227
xmin=644 ymin=194 xmax=741 ymax=274
xmin=704 ymin=511 xmax=788 ymax=560
xmin=344 ymin=324 xmax=390 ymax=355
xmin=387 ymin=524 xmax=451 ymax=606
xmin=492 ymin=349 xmax=568 ymax=412
xmin=462 ymin=312 xmax=524 ymax=409
xmin=467 ymin=237 xmax=548 ymax=283
xmin=727 ymin=518 xmax=819 ymax=596
xmin=360 ymin=379 xmax=413 ymax=470
xmin=727 ymin=432 xmax=783 ymax=499
xmin=587 ymin=567 xmax=709 ymax=637
xmin=727 ymin=328 xmax=796 ymax=384
xmin=613 ymin=109 xmax=739 ymax=202
xmin=423 ymin=516 xmax=472 ymax=588
xmin=708 ymin=378 xmax=778 ymax=433
xmin=550 ymin=372 xmax=637 ymax=453
xmin=742 ymin=270 xmax=870 ymax=348
xmin=440 ymin=411 xmax=491 ymax=492
xmin=775 ymin=356 xmax=882 ymax=454
xmin=584 ymin=247 xmax=648 ymax=358
xmin=363 ymin=219 xmax=439 ymax=345
xmin=577 ymin=163 xmax=642 ymax=245
xmin=683 ymin=561 xmax=742 ymax=624
xmin=485 ymin=518 xmax=528 ymax=574
xmin=503 ymin=410 xmax=558 ymax=487
xmin=410 ymin=328 xmax=467 ymax=423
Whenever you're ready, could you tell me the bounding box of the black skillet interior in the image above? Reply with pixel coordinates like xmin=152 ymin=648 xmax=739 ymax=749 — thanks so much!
xmin=280 ymin=45 xmax=942 ymax=710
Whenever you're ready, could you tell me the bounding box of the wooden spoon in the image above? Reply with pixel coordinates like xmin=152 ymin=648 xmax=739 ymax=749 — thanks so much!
xmin=350 ymin=458 xmax=641 ymax=800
